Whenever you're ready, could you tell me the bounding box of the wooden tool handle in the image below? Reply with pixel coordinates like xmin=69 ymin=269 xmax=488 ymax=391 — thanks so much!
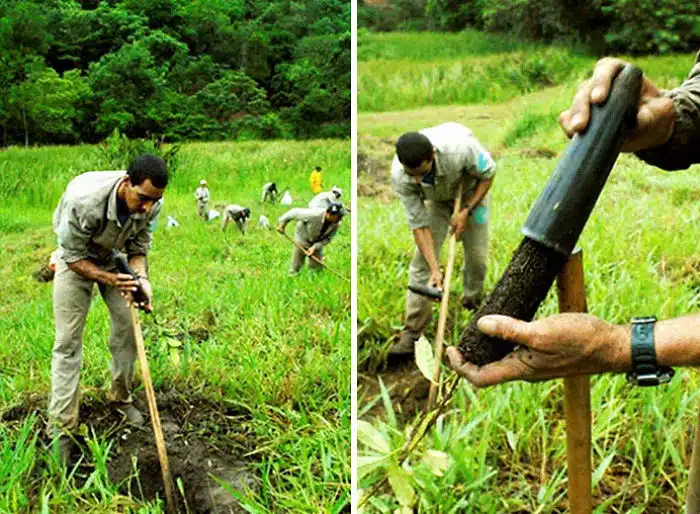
xmin=130 ymin=305 xmax=177 ymax=514
xmin=426 ymin=182 xmax=463 ymax=411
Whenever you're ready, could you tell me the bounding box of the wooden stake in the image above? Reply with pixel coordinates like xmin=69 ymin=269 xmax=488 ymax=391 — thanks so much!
xmin=686 ymin=410 xmax=700 ymax=513
xmin=556 ymin=249 xmax=592 ymax=514
xmin=129 ymin=305 xmax=177 ymax=514
xmin=426 ymin=183 xmax=463 ymax=412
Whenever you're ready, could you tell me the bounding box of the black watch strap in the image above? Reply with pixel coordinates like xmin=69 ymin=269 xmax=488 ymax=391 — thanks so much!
xmin=626 ymin=316 xmax=674 ymax=386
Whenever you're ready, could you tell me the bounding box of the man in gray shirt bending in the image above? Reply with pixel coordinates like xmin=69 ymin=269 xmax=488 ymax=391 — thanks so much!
xmin=50 ymin=154 xmax=168 ymax=464
xmin=391 ymin=122 xmax=496 ymax=356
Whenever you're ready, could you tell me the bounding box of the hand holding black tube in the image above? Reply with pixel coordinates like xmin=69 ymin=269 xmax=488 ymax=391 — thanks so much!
xmin=112 ymin=250 xmax=152 ymax=312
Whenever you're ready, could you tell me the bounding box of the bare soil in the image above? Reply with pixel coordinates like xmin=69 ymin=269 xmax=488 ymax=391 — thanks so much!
xmin=1 ymin=391 xmax=259 ymax=514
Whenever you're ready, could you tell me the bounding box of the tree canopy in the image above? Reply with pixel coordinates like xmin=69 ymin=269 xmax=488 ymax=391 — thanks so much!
xmin=0 ymin=0 xmax=350 ymax=146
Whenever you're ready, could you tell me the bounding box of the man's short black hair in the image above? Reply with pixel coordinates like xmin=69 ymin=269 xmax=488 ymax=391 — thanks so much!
xmin=128 ymin=154 xmax=169 ymax=189
xmin=396 ymin=132 xmax=433 ymax=169
xmin=315 ymin=166 xmax=322 ymax=171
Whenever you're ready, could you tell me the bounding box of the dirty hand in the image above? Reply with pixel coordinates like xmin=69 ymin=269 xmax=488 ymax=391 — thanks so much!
xmin=130 ymin=278 xmax=153 ymax=312
xmin=276 ymin=224 xmax=285 ymax=234
xmin=559 ymin=57 xmax=675 ymax=153
xmin=112 ymin=273 xmax=140 ymax=294
xmin=428 ymin=268 xmax=443 ymax=289
xmin=445 ymin=313 xmax=630 ymax=387
xmin=451 ymin=209 xmax=470 ymax=237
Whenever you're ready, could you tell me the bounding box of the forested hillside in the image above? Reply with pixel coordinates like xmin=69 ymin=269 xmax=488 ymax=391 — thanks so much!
xmin=0 ymin=0 xmax=350 ymax=146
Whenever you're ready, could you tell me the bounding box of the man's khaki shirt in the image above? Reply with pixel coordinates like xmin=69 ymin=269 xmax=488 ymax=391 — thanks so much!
xmin=391 ymin=122 xmax=496 ymax=230
xmin=52 ymin=171 xmax=162 ymax=264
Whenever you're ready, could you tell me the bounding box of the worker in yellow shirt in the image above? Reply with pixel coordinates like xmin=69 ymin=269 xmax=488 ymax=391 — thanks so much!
xmin=309 ymin=166 xmax=323 ymax=194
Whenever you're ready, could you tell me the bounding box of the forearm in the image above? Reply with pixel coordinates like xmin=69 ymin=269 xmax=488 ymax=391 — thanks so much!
xmin=67 ymin=259 xmax=115 ymax=285
xmin=461 ymin=178 xmax=492 ymax=214
xmin=412 ymin=227 xmax=439 ymax=273
xmin=654 ymin=314 xmax=700 ymax=367
xmin=605 ymin=314 xmax=700 ymax=370
xmin=128 ymin=254 xmax=148 ymax=279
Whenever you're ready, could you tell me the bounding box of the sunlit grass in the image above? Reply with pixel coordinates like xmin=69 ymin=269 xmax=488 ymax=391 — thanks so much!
xmin=0 ymin=140 xmax=351 ymax=513
xmin=358 ymin=34 xmax=700 ymax=512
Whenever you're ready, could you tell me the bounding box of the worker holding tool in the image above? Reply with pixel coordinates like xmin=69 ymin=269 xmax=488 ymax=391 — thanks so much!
xmin=390 ymin=122 xmax=496 ymax=356
xmin=309 ymin=165 xmax=323 ymax=194
xmin=194 ymin=179 xmax=210 ymax=220
xmin=309 ymin=186 xmax=342 ymax=210
xmin=49 ymin=154 xmax=168 ymax=465
xmin=447 ymin=55 xmax=700 ymax=387
xmin=277 ymin=202 xmax=346 ymax=274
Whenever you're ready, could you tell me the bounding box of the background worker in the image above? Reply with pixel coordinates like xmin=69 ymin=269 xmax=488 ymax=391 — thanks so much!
xmin=309 ymin=186 xmax=342 ymax=210
xmin=261 ymin=182 xmax=279 ymax=203
xmin=277 ymin=202 xmax=345 ymax=274
xmin=194 ymin=179 xmax=210 ymax=220
xmin=221 ymin=204 xmax=251 ymax=234
xmin=309 ymin=165 xmax=323 ymax=194
xmin=390 ymin=122 xmax=496 ymax=356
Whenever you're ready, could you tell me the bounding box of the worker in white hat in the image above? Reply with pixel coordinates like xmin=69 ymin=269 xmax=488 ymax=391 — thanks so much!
xmin=308 ymin=185 xmax=343 ymax=210
xmin=194 ymin=179 xmax=210 ymax=220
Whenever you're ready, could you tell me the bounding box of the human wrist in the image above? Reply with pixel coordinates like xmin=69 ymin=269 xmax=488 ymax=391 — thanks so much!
xmin=601 ymin=323 xmax=632 ymax=372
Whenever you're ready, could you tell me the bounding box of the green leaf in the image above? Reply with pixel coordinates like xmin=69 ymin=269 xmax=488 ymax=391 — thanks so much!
xmin=387 ymin=463 xmax=415 ymax=507
xmin=357 ymin=454 xmax=388 ymax=480
xmin=166 ymin=337 xmax=183 ymax=348
xmin=592 ymin=452 xmax=615 ymax=487
xmin=422 ymin=449 xmax=450 ymax=476
xmin=414 ymin=336 xmax=437 ymax=384
xmin=169 ymin=347 xmax=181 ymax=366
xmin=357 ymin=420 xmax=390 ymax=454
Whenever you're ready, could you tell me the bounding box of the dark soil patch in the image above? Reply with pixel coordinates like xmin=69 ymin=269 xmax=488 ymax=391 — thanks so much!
xmin=359 ymin=360 xmax=430 ymax=422
xmin=2 ymin=391 xmax=258 ymax=514
xmin=357 ymin=151 xmax=389 ymax=183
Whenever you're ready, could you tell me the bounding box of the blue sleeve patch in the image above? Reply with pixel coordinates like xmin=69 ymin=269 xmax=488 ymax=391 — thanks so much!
xmin=477 ymin=151 xmax=492 ymax=173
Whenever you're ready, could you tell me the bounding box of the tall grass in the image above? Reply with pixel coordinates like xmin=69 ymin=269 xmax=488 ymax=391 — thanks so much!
xmin=358 ymin=29 xmax=538 ymax=61
xmin=358 ymin=39 xmax=700 ymax=511
xmin=358 ymin=29 xmax=696 ymax=113
xmin=0 ymin=140 xmax=351 ymax=512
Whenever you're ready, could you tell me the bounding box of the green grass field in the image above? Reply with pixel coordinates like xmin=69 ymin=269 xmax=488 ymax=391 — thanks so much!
xmin=0 ymin=140 xmax=351 ymax=513
xmin=358 ymin=32 xmax=700 ymax=513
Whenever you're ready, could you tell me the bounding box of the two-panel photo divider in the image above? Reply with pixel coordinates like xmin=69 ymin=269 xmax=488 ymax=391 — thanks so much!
xmin=1 ymin=1 xmax=700 ymax=513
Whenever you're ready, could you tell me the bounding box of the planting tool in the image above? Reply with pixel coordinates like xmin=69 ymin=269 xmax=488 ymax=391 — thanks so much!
xmin=113 ymin=251 xmax=177 ymax=514
xmin=459 ymin=64 xmax=643 ymax=365
xmin=408 ymin=283 xmax=443 ymax=301
xmin=425 ymin=182 xmax=463 ymax=412
xmin=556 ymin=249 xmax=592 ymax=514
xmin=279 ymin=231 xmax=350 ymax=283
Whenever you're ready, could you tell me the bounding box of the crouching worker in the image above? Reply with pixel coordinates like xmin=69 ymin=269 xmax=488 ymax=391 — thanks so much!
xmin=261 ymin=182 xmax=279 ymax=203
xmin=277 ymin=202 xmax=345 ymax=274
xmin=50 ymin=154 xmax=168 ymax=465
xmin=221 ymin=205 xmax=251 ymax=234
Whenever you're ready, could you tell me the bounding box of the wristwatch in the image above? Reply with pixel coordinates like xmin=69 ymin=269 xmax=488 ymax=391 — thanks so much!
xmin=626 ymin=316 xmax=674 ymax=386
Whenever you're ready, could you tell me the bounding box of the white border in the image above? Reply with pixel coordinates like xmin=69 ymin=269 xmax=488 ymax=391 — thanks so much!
xmin=350 ymin=0 xmax=358 ymax=510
